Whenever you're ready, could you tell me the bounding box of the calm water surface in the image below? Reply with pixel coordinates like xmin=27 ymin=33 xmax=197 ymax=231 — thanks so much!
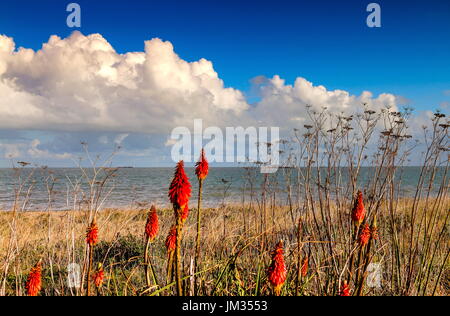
xmin=0 ymin=167 xmax=445 ymax=211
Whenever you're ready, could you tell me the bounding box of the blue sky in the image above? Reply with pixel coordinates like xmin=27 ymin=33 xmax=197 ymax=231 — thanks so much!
xmin=0 ymin=0 xmax=449 ymax=167
xmin=1 ymin=0 xmax=449 ymax=109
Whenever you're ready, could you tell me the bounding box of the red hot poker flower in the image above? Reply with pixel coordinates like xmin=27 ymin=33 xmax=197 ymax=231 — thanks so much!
xmin=195 ymin=149 xmax=209 ymax=181
xmin=86 ymin=220 xmax=99 ymax=247
xmin=301 ymin=256 xmax=309 ymax=277
xmin=26 ymin=261 xmax=42 ymax=296
xmin=339 ymin=281 xmax=351 ymax=296
xmin=165 ymin=225 xmax=177 ymax=254
xmin=268 ymin=241 xmax=287 ymax=296
xmin=92 ymin=264 xmax=104 ymax=288
xmin=145 ymin=205 xmax=159 ymax=241
xmin=358 ymin=224 xmax=371 ymax=247
xmin=168 ymin=161 xmax=192 ymax=216
xmin=351 ymin=190 xmax=366 ymax=225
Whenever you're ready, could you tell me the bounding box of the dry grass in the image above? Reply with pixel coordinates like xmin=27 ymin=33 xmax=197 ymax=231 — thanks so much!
xmin=0 ymin=196 xmax=448 ymax=296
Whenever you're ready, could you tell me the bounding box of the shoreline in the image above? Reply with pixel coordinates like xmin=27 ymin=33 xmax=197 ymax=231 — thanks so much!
xmin=0 ymin=195 xmax=443 ymax=213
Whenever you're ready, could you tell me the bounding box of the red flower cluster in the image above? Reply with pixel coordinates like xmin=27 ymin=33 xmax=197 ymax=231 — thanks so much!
xmin=358 ymin=224 xmax=371 ymax=247
xmin=145 ymin=205 xmax=159 ymax=241
xmin=168 ymin=161 xmax=191 ymax=218
xmin=86 ymin=220 xmax=99 ymax=247
xmin=267 ymin=241 xmax=287 ymax=296
xmin=26 ymin=261 xmax=42 ymax=296
xmin=195 ymin=149 xmax=209 ymax=181
xmin=92 ymin=266 xmax=104 ymax=288
xmin=351 ymin=191 xmax=366 ymax=225
xmin=339 ymin=281 xmax=351 ymax=296
xmin=301 ymin=256 xmax=309 ymax=277
xmin=165 ymin=225 xmax=177 ymax=254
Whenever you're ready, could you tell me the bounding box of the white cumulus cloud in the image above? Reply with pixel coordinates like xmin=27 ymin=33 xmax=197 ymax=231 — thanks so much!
xmin=0 ymin=31 xmax=411 ymax=166
xmin=0 ymin=31 xmax=248 ymax=133
xmin=0 ymin=31 xmax=402 ymax=135
xmin=247 ymin=75 xmax=399 ymax=129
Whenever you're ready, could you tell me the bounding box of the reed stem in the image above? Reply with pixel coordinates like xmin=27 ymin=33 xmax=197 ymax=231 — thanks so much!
xmin=175 ymin=215 xmax=184 ymax=296
xmin=194 ymin=178 xmax=204 ymax=295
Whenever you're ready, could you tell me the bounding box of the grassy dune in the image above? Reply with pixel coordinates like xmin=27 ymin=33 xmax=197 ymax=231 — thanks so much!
xmin=1 ymin=197 xmax=448 ymax=296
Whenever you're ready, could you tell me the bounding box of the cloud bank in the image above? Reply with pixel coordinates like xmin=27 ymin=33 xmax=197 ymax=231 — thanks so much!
xmin=0 ymin=31 xmax=250 ymax=133
xmin=0 ymin=31 xmax=405 ymax=164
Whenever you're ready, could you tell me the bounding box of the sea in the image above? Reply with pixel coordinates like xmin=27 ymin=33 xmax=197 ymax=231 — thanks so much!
xmin=0 ymin=167 xmax=446 ymax=211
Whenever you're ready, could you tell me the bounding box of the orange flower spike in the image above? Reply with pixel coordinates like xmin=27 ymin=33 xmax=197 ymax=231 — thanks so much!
xmin=358 ymin=224 xmax=371 ymax=247
xmin=195 ymin=149 xmax=209 ymax=181
xmin=339 ymin=281 xmax=351 ymax=296
xmin=92 ymin=264 xmax=104 ymax=288
xmin=26 ymin=261 xmax=42 ymax=296
xmin=86 ymin=220 xmax=99 ymax=246
xmin=351 ymin=190 xmax=366 ymax=225
xmin=301 ymin=256 xmax=309 ymax=277
xmin=145 ymin=205 xmax=159 ymax=241
xmin=267 ymin=241 xmax=287 ymax=296
xmin=165 ymin=225 xmax=177 ymax=254
xmin=168 ymin=161 xmax=192 ymax=215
